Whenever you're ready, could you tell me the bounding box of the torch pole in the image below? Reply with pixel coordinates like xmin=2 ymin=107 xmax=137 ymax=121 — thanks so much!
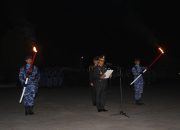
xmin=19 ymin=47 xmax=37 ymax=103
xmin=130 ymin=48 xmax=164 ymax=85
xmin=130 ymin=69 xmax=147 ymax=85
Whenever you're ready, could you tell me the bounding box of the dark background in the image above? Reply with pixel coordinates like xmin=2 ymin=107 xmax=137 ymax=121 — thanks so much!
xmin=0 ymin=0 xmax=179 ymax=83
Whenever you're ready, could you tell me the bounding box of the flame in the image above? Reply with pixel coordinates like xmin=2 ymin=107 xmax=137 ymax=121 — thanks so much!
xmin=33 ymin=46 xmax=37 ymax=53
xmin=158 ymin=47 xmax=164 ymax=54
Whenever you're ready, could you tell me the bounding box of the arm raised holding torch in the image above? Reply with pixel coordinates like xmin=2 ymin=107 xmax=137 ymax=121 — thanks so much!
xmin=130 ymin=47 xmax=164 ymax=85
xmin=19 ymin=46 xmax=40 ymax=115
xmin=130 ymin=47 xmax=164 ymax=105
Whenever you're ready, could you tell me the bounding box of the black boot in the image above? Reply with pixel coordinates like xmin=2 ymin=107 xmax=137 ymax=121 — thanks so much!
xmin=25 ymin=106 xmax=30 ymax=115
xmin=136 ymin=100 xmax=144 ymax=105
xmin=102 ymin=109 xmax=108 ymax=112
xmin=93 ymin=103 xmax=96 ymax=106
xmin=98 ymin=109 xmax=103 ymax=112
xmin=29 ymin=106 xmax=34 ymax=115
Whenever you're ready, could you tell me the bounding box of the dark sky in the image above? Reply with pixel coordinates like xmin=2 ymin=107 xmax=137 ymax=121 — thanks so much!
xmin=0 ymin=0 xmax=179 ymax=78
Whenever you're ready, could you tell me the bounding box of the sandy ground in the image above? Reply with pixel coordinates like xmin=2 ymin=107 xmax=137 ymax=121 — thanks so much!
xmin=0 ymin=83 xmax=180 ymax=130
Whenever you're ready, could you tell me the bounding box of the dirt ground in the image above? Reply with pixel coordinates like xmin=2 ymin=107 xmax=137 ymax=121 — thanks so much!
xmin=0 ymin=82 xmax=180 ymax=130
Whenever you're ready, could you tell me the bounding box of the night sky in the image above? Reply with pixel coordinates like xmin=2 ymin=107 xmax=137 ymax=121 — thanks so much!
xmin=0 ymin=0 xmax=180 ymax=82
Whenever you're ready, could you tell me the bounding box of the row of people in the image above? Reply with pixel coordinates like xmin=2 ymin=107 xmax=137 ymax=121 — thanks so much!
xmin=18 ymin=55 xmax=146 ymax=115
xmin=40 ymin=67 xmax=64 ymax=87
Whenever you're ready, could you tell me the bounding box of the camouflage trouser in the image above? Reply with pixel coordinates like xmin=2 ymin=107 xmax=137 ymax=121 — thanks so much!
xmin=23 ymin=85 xmax=38 ymax=106
xmin=134 ymin=83 xmax=143 ymax=100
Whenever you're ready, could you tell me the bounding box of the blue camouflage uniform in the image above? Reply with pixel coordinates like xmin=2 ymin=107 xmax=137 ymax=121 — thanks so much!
xmin=19 ymin=64 xmax=40 ymax=107
xmin=132 ymin=65 xmax=145 ymax=101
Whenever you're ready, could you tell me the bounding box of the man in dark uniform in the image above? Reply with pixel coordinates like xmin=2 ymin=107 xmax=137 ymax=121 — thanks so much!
xmin=132 ymin=58 xmax=146 ymax=105
xmin=19 ymin=56 xmax=40 ymax=115
xmin=93 ymin=55 xmax=109 ymax=112
xmin=89 ymin=56 xmax=99 ymax=106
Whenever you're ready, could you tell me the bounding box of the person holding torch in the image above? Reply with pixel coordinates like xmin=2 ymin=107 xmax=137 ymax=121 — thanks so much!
xmin=130 ymin=47 xmax=165 ymax=105
xmin=19 ymin=47 xmax=40 ymax=115
xmin=131 ymin=58 xmax=146 ymax=105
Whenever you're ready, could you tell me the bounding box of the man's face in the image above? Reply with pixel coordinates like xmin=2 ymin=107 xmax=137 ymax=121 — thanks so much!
xmin=135 ymin=60 xmax=140 ymax=65
xmin=26 ymin=58 xmax=33 ymax=64
xmin=98 ymin=58 xmax=105 ymax=66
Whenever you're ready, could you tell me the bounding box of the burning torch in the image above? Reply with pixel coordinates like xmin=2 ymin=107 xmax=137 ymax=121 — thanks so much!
xmin=19 ymin=46 xmax=38 ymax=103
xmin=130 ymin=47 xmax=164 ymax=85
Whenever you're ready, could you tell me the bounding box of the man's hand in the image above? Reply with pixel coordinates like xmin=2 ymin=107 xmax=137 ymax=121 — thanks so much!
xmin=100 ymin=74 xmax=106 ymax=79
xmin=23 ymin=82 xmax=27 ymax=87
xmin=90 ymin=83 xmax=94 ymax=87
xmin=109 ymin=74 xmax=112 ymax=78
xmin=140 ymin=72 xmax=144 ymax=75
xmin=143 ymin=67 xmax=148 ymax=71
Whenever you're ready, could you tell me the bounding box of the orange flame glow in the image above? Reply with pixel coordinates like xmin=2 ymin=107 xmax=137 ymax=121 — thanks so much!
xmin=33 ymin=46 xmax=37 ymax=53
xmin=158 ymin=47 xmax=164 ymax=54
